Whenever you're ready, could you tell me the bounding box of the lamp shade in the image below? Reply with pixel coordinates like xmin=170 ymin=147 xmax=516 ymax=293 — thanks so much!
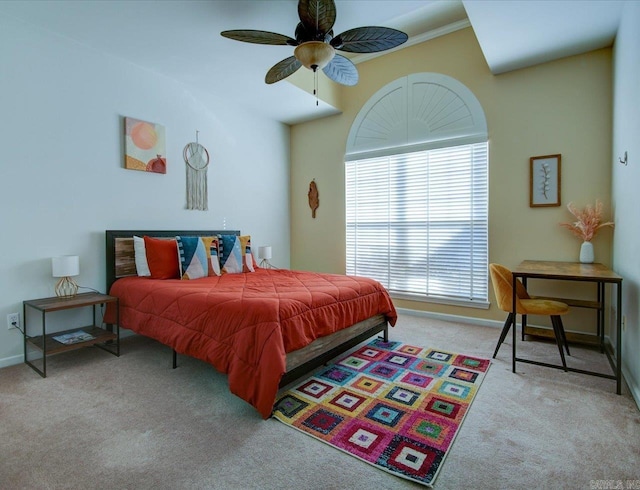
xmin=258 ymin=246 xmax=272 ymax=260
xmin=52 ymin=255 xmax=79 ymax=278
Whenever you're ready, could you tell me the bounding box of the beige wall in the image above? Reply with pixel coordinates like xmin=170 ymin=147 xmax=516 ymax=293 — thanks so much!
xmin=290 ymin=27 xmax=613 ymax=329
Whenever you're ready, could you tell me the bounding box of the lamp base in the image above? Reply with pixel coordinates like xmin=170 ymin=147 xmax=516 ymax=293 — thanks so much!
xmin=55 ymin=276 xmax=79 ymax=298
xmin=259 ymin=259 xmax=274 ymax=269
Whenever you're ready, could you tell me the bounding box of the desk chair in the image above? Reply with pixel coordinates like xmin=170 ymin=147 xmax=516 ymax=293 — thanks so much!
xmin=490 ymin=263 xmax=571 ymax=370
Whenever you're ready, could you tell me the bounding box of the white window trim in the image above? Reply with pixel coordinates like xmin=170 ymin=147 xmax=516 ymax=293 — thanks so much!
xmin=346 ymin=73 xmax=488 ymax=159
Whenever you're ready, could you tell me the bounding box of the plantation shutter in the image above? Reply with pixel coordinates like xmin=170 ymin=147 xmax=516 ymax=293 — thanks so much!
xmin=346 ymin=142 xmax=489 ymax=305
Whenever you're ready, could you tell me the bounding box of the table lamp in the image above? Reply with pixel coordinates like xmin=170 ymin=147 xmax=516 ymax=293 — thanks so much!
xmin=52 ymin=255 xmax=79 ymax=298
xmin=258 ymin=246 xmax=273 ymax=269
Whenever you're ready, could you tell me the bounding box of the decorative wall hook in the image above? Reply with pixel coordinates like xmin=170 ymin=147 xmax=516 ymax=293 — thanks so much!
xmin=618 ymin=151 xmax=628 ymax=166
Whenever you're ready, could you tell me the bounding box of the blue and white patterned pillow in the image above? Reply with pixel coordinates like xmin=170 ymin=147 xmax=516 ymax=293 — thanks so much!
xmin=218 ymin=235 xmax=255 ymax=274
xmin=176 ymin=236 xmax=221 ymax=279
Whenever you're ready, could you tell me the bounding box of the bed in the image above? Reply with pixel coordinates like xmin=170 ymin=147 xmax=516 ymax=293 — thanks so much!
xmin=105 ymin=230 xmax=397 ymax=418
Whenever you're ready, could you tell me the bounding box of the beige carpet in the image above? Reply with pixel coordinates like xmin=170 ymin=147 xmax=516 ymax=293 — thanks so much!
xmin=1 ymin=314 xmax=638 ymax=489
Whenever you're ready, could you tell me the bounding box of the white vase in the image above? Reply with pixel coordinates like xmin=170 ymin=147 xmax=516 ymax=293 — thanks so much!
xmin=580 ymin=241 xmax=594 ymax=263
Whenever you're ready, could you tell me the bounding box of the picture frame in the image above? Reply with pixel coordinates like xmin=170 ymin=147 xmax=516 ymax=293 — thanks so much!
xmin=530 ymin=154 xmax=561 ymax=207
xmin=124 ymin=116 xmax=167 ymax=174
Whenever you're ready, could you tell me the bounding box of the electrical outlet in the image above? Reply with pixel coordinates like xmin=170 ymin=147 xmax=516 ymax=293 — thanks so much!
xmin=7 ymin=312 xmax=20 ymax=330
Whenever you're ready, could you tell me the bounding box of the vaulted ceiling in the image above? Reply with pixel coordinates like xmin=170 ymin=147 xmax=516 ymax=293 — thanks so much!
xmin=0 ymin=0 xmax=623 ymax=124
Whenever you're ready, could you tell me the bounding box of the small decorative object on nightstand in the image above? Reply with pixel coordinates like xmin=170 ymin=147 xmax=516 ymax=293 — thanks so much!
xmin=258 ymin=245 xmax=274 ymax=269
xmin=23 ymin=292 xmax=120 ymax=378
xmin=51 ymin=255 xmax=80 ymax=298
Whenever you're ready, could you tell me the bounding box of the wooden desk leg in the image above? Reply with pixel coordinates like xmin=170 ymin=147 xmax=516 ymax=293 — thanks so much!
xmin=598 ymin=282 xmax=605 ymax=353
xmin=512 ymin=274 xmax=517 ymax=373
xmin=41 ymin=310 xmax=47 ymax=378
xmin=522 ymin=278 xmax=527 ymax=341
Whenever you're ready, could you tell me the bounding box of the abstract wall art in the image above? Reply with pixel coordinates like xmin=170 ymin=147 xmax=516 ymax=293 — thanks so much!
xmin=124 ymin=117 xmax=166 ymax=174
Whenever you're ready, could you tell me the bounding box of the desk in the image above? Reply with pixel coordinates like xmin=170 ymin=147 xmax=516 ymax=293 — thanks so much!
xmin=511 ymin=260 xmax=623 ymax=394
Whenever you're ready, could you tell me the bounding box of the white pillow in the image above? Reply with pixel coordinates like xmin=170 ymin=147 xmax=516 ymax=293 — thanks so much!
xmin=133 ymin=235 xmax=151 ymax=277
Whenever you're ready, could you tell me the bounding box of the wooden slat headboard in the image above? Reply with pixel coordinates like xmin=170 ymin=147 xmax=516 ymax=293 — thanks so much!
xmin=105 ymin=230 xmax=240 ymax=292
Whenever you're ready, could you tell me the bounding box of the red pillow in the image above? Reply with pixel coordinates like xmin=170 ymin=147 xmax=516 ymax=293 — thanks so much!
xmin=143 ymin=236 xmax=179 ymax=279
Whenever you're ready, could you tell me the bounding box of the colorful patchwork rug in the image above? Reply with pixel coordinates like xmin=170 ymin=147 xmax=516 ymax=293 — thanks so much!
xmin=272 ymin=339 xmax=490 ymax=487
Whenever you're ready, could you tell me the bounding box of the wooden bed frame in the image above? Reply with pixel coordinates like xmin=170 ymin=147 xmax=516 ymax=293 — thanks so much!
xmin=105 ymin=230 xmax=389 ymax=388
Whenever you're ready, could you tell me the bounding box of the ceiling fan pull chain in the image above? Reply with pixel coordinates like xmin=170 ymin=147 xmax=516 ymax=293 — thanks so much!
xmin=314 ymin=68 xmax=319 ymax=106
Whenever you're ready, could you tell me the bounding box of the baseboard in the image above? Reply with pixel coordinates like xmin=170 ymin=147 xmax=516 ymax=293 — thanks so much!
xmin=3 ymin=314 xmax=638 ymax=411
xmin=0 ymin=354 xmax=23 ymax=369
xmin=396 ymin=307 xmax=504 ymax=329
xmin=397 ymin=307 xmax=616 ymax=343
xmin=0 ymin=329 xmax=136 ymax=371
xmin=622 ymin=365 xmax=640 ymax=410
xmin=397 ymin=308 xmax=610 ymax=339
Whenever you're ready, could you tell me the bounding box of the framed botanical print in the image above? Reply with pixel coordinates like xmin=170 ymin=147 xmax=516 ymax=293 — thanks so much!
xmin=530 ymin=154 xmax=561 ymax=207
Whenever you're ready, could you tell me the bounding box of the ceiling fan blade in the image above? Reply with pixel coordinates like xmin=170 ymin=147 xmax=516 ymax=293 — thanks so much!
xmin=265 ymin=56 xmax=303 ymax=84
xmin=322 ymin=54 xmax=359 ymax=86
xmin=298 ymin=0 xmax=336 ymax=38
xmin=331 ymin=26 xmax=408 ymax=53
xmin=221 ymin=30 xmax=297 ymax=46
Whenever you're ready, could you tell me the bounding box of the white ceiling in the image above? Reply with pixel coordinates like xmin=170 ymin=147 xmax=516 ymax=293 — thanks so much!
xmin=463 ymin=0 xmax=623 ymax=74
xmin=0 ymin=0 xmax=624 ymax=125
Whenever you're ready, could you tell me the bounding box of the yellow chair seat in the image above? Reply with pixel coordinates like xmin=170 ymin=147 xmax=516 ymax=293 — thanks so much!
xmin=520 ymin=299 xmax=570 ymax=316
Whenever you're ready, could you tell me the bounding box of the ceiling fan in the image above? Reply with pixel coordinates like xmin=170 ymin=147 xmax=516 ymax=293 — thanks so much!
xmin=221 ymin=0 xmax=408 ymax=87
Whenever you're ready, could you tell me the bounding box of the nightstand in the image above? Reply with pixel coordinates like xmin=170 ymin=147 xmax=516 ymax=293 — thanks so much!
xmin=23 ymin=292 xmax=119 ymax=377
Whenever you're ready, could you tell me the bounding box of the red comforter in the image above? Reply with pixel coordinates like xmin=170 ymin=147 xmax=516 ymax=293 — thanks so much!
xmin=107 ymin=269 xmax=397 ymax=418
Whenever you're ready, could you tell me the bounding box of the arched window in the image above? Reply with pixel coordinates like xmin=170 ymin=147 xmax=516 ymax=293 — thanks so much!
xmin=345 ymin=73 xmax=489 ymax=307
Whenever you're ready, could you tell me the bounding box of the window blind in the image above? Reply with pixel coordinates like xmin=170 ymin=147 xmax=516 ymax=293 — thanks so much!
xmin=346 ymin=142 xmax=489 ymax=305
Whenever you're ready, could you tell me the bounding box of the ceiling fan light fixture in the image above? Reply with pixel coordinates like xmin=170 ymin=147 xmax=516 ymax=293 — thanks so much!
xmin=221 ymin=0 xmax=408 ymax=86
xmin=294 ymin=41 xmax=335 ymax=71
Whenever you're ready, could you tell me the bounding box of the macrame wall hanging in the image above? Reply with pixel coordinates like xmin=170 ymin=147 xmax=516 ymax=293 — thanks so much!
xmin=183 ymin=131 xmax=210 ymax=211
